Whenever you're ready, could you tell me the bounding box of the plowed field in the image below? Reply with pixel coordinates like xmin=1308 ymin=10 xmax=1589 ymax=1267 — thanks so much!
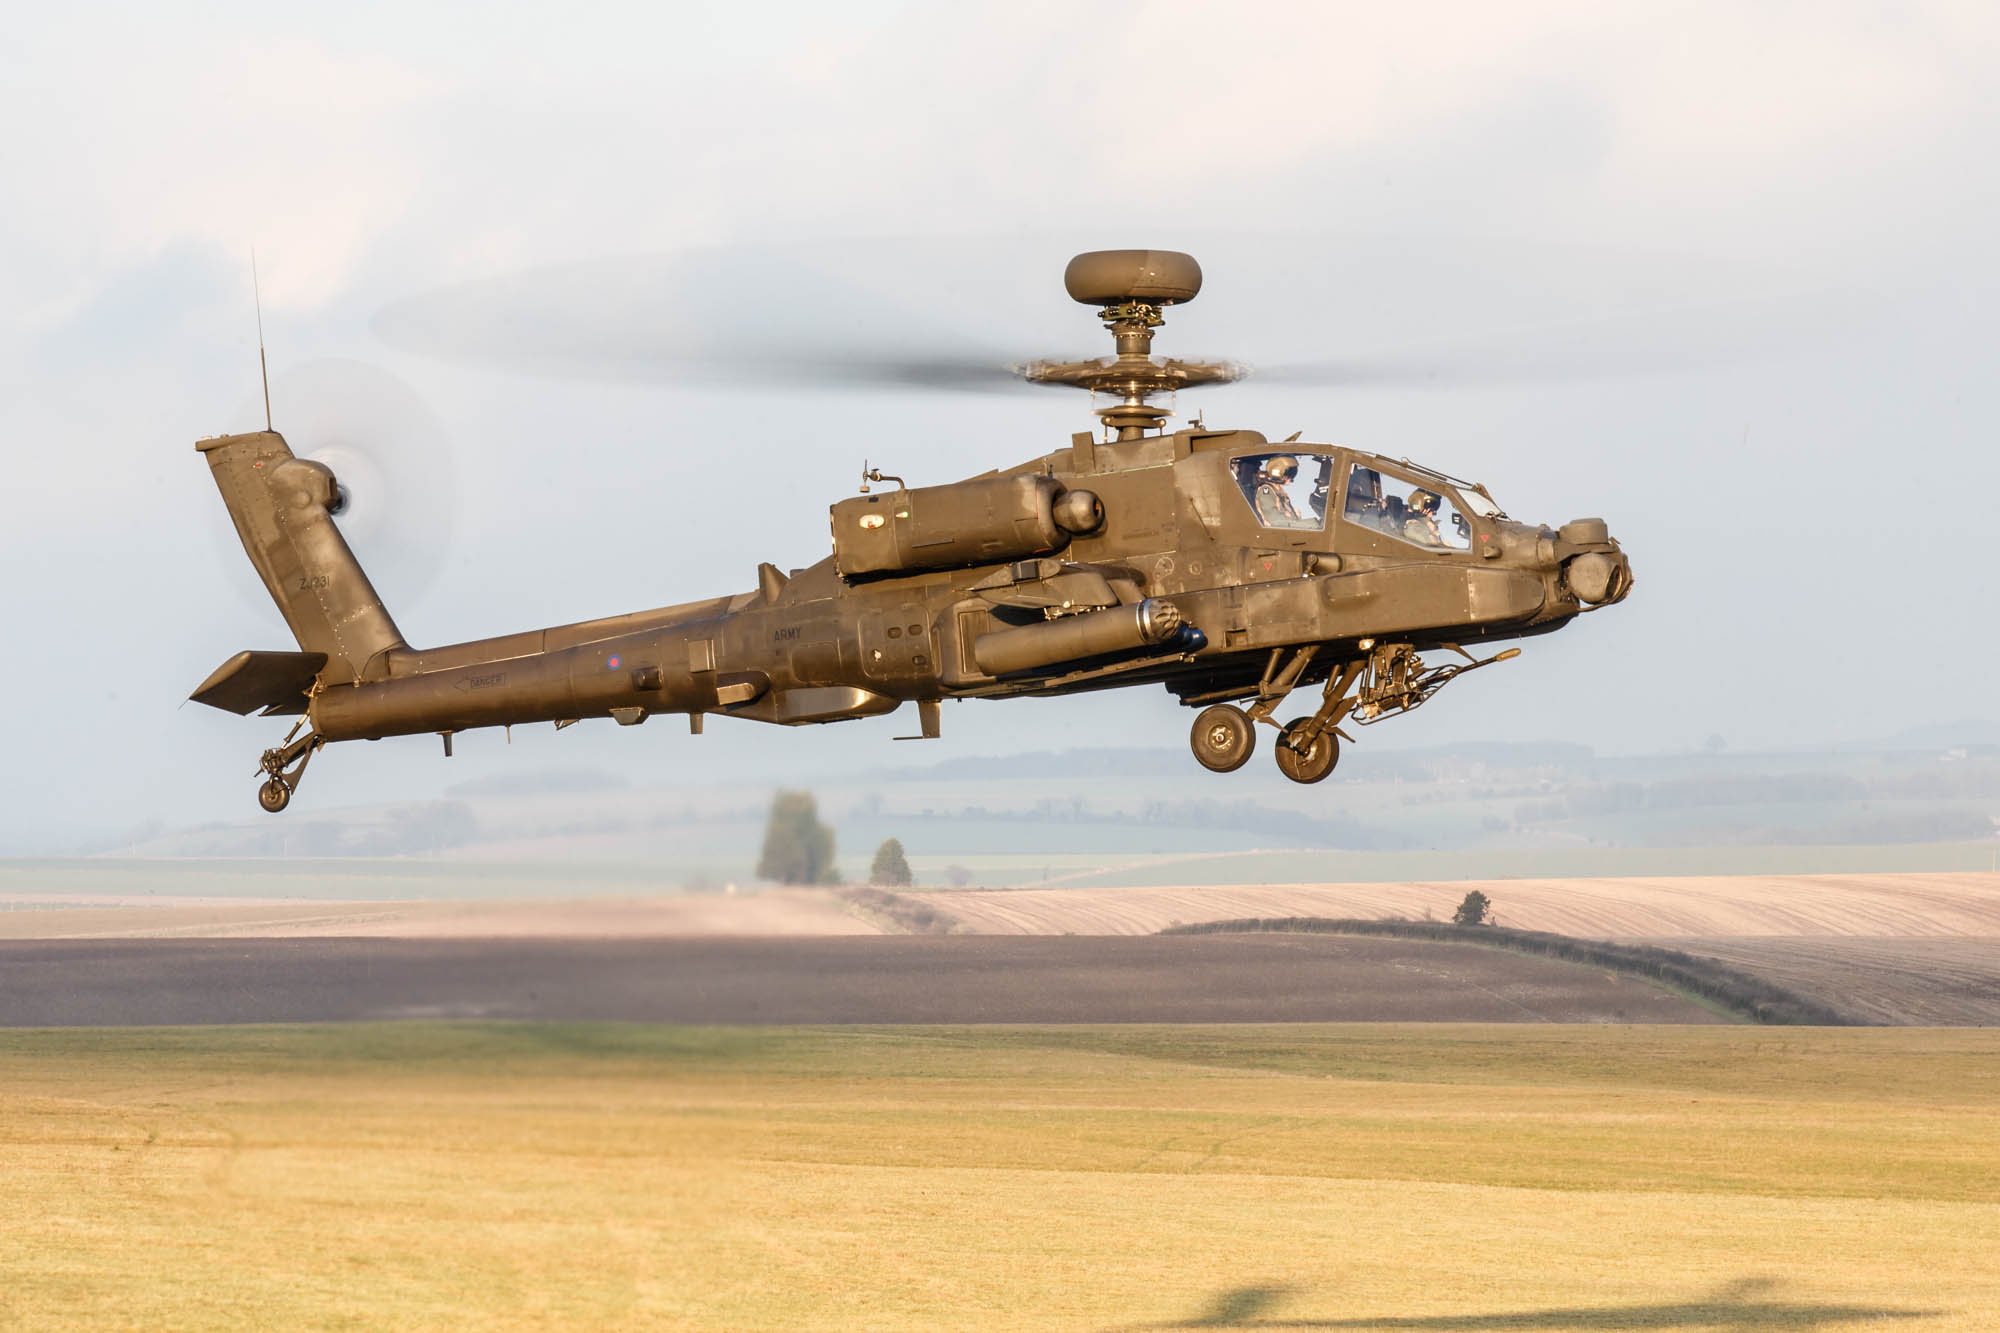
xmin=0 ymin=935 xmax=1722 ymax=1026
xmin=0 ymin=889 xmax=875 ymax=939
xmin=1653 ymin=935 xmax=2000 ymax=1026
xmin=918 ymin=871 xmax=2000 ymax=937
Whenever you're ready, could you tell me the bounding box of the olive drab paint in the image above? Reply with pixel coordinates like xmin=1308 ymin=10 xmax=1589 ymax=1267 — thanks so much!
xmin=192 ymin=251 xmax=1633 ymax=812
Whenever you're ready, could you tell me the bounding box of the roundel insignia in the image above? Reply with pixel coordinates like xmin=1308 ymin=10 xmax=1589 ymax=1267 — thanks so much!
xmin=859 ymin=513 xmax=885 ymax=529
xmin=606 ymin=655 xmax=622 ymax=670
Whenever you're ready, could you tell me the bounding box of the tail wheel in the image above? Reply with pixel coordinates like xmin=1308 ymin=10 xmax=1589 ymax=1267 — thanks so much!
xmin=1275 ymin=718 xmax=1339 ymax=784
xmin=1190 ymin=704 xmax=1255 ymax=773
xmin=257 ymin=779 xmax=292 ymax=814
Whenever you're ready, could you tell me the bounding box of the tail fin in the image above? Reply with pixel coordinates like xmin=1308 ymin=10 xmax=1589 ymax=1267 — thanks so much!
xmin=197 ymin=430 xmax=408 ymax=684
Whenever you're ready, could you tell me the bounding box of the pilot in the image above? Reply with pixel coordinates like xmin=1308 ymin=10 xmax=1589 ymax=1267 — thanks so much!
xmin=1404 ymin=489 xmax=1445 ymax=546
xmin=1255 ymin=456 xmax=1306 ymax=528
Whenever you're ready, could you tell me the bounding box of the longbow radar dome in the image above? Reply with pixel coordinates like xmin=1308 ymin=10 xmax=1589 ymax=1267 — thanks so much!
xmin=1021 ymin=250 xmax=1239 ymax=437
xmin=1062 ymin=250 xmax=1204 ymax=307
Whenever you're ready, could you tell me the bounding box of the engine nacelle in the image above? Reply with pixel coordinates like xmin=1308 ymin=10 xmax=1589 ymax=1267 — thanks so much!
xmin=832 ymin=474 xmax=1075 ymax=578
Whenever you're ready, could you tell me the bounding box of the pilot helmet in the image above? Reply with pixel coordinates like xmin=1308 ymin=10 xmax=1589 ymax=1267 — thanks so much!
xmin=1266 ymin=455 xmax=1298 ymax=482
xmin=1409 ymin=488 xmax=1440 ymax=515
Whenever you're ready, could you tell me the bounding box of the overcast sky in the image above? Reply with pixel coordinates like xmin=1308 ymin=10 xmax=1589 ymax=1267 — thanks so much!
xmin=4 ymin=2 xmax=1998 ymax=847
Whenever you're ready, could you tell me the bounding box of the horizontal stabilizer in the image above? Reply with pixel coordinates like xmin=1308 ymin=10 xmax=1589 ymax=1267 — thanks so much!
xmin=190 ymin=650 xmax=328 ymax=716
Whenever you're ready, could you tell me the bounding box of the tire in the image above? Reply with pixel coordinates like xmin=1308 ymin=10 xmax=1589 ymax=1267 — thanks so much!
xmin=1275 ymin=718 xmax=1339 ymax=784
xmin=1190 ymin=704 xmax=1255 ymax=773
xmin=258 ymin=778 xmax=291 ymax=813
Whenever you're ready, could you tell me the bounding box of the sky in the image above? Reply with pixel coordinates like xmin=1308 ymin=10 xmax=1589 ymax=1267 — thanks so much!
xmin=3 ymin=1 xmax=1999 ymax=848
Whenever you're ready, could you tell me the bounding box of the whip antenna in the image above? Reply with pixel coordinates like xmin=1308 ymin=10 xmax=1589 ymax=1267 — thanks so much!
xmin=252 ymin=249 xmax=272 ymax=431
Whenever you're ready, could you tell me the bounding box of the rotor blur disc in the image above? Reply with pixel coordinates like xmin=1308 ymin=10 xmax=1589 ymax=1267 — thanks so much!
xmin=222 ymin=358 xmax=456 ymax=614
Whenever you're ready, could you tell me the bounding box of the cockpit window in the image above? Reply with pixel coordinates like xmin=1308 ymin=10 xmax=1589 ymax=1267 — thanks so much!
xmin=1459 ymin=488 xmax=1504 ymax=519
xmin=1344 ymin=465 xmax=1471 ymax=551
xmin=1232 ymin=453 xmax=1332 ymax=531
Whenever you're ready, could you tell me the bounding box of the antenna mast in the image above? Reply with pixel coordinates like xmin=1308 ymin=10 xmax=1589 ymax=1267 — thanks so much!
xmin=252 ymin=249 xmax=272 ymax=431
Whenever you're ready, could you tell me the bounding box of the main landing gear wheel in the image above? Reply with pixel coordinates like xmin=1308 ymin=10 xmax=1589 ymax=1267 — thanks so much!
xmin=1275 ymin=718 xmax=1339 ymax=785
xmin=258 ymin=778 xmax=292 ymax=813
xmin=1191 ymin=704 xmax=1256 ymax=773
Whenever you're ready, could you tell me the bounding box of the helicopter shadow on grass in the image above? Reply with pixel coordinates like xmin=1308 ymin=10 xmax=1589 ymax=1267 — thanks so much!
xmin=1126 ymin=1276 xmax=1943 ymax=1330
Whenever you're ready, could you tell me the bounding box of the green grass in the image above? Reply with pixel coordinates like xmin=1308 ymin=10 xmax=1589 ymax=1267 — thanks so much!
xmin=3 ymin=1023 xmax=1997 ymax=1329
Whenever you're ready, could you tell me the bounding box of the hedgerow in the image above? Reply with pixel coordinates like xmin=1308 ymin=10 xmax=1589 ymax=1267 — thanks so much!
xmin=1158 ymin=917 xmax=1855 ymax=1025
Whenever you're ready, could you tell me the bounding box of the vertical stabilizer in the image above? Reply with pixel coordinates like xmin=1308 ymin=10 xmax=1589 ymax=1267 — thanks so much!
xmin=196 ymin=430 xmax=408 ymax=684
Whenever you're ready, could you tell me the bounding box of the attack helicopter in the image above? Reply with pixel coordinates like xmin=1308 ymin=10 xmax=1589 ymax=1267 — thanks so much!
xmin=192 ymin=249 xmax=1632 ymax=812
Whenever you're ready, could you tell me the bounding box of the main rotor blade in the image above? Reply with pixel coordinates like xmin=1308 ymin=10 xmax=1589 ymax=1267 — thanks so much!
xmin=1246 ymin=289 xmax=1867 ymax=388
xmin=372 ymin=234 xmax=1868 ymax=397
xmin=373 ymin=242 xmax=1056 ymax=394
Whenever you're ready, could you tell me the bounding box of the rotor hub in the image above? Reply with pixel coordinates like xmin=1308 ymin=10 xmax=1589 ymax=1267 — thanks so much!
xmin=1017 ymin=250 xmax=1242 ymax=439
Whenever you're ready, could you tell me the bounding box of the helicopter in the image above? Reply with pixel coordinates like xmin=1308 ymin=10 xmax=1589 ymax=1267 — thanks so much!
xmin=191 ymin=249 xmax=1632 ymax=812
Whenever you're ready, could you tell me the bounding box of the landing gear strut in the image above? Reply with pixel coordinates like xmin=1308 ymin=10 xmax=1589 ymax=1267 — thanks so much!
xmin=1269 ymin=657 xmax=1363 ymax=785
xmin=255 ymin=725 xmax=323 ymax=814
xmin=1183 ymin=643 xmax=1523 ymax=783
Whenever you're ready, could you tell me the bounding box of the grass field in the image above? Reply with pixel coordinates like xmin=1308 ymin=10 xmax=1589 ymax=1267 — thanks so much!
xmin=3 ymin=1024 xmax=1997 ymax=1330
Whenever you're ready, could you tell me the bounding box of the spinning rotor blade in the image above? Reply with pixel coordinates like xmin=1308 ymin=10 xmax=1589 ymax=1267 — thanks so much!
xmin=223 ymin=359 xmax=456 ymax=611
xmin=373 ymin=243 xmax=1054 ymax=395
xmin=1194 ymin=240 xmax=1870 ymax=390
xmin=1244 ymin=295 xmax=1855 ymax=388
xmin=373 ymin=235 xmax=1859 ymax=398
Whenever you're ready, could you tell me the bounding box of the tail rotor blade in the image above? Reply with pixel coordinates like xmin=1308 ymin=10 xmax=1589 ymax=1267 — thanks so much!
xmin=220 ymin=359 xmax=456 ymax=614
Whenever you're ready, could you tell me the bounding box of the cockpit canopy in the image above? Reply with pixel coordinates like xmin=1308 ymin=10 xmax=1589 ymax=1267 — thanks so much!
xmin=1230 ymin=452 xmax=1330 ymax=530
xmin=1229 ymin=449 xmax=1501 ymax=552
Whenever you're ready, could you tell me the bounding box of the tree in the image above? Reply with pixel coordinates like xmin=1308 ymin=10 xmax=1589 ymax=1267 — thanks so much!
xmin=1452 ymin=890 xmax=1492 ymax=927
xmin=756 ymin=790 xmax=837 ymax=884
xmin=869 ymin=838 xmax=913 ymax=886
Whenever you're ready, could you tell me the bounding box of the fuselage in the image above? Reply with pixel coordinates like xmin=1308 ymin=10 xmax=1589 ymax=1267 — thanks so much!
xmin=302 ymin=426 xmax=1630 ymax=743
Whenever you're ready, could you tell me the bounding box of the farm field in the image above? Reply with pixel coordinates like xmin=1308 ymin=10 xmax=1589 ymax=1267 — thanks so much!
xmin=0 ymin=857 xmax=702 ymax=902
xmin=0 ymin=935 xmax=1725 ymax=1026
xmin=0 ymin=889 xmax=873 ymax=941
xmin=1641 ymin=935 xmax=2000 ymax=1027
xmin=915 ymin=871 xmax=2000 ymax=938
xmin=1034 ymin=843 xmax=2000 ymax=888
xmin=22 ymin=838 xmax=2000 ymax=901
xmin=2 ymin=1023 xmax=1995 ymax=1330
xmin=12 ymin=871 xmax=1997 ymax=943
